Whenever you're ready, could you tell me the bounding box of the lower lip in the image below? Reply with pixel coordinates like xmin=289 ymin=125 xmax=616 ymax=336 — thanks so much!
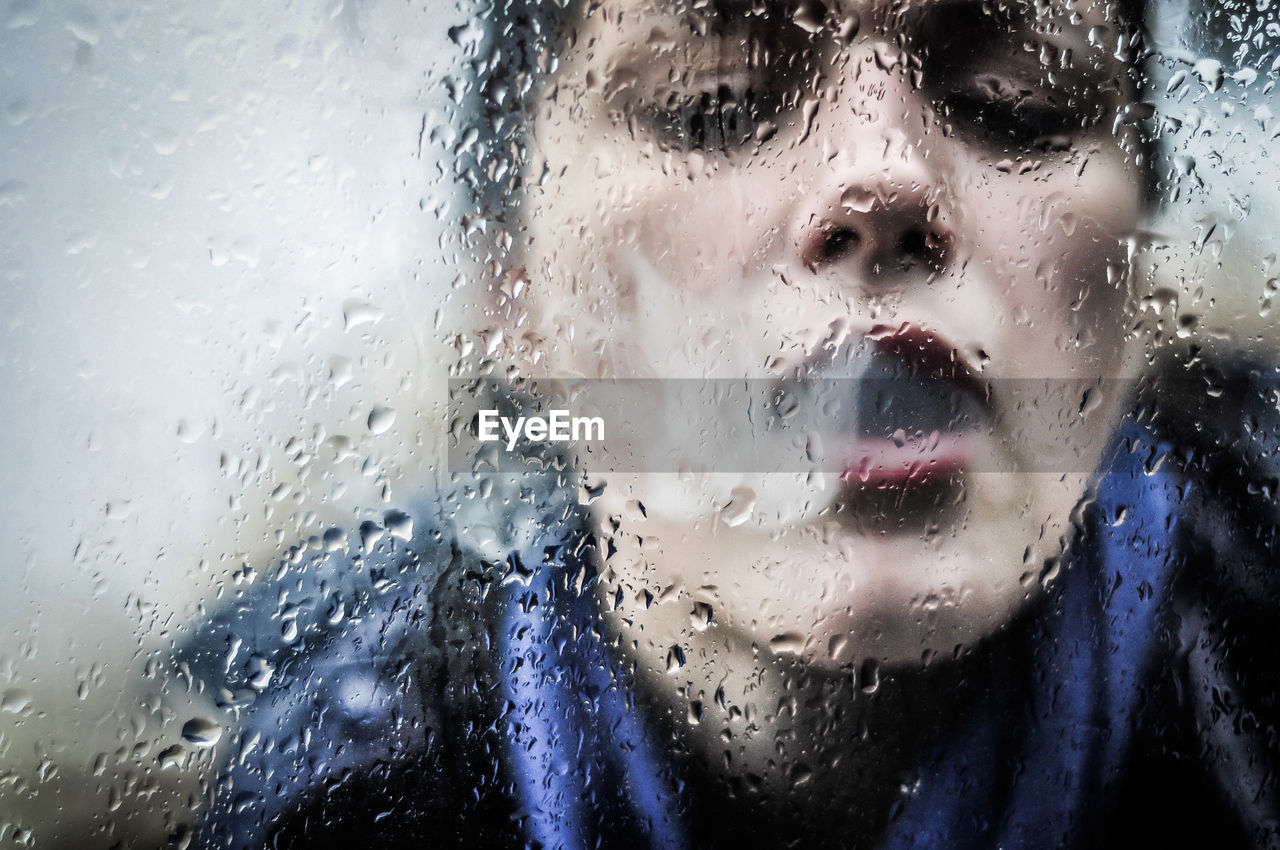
xmin=838 ymin=432 xmax=973 ymax=487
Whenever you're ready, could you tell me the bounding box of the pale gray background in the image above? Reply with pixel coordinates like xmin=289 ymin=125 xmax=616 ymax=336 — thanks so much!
xmin=0 ymin=0 xmax=1275 ymax=845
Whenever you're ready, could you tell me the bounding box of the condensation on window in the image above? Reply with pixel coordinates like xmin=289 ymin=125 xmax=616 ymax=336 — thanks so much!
xmin=1 ymin=0 xmax=1278 ymax=847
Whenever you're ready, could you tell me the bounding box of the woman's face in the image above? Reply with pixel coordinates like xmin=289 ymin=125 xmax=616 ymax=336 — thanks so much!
xmin=515 ymin=0 xmax=1143 ymax=666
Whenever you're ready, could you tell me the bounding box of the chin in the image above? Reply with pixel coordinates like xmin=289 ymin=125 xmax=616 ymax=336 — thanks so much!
xmin=744 ymin=514 xmax=1039 ymax=669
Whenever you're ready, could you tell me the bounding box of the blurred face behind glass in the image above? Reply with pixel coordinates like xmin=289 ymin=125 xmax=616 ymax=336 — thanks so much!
xmin=508 ymin=0 xmax=1143 ymax=683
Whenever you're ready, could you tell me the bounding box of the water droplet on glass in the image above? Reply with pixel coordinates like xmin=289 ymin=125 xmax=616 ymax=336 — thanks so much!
xmin=181 ymin=717 xmax=222 ymax=748
xmin=859 ymin=659 xmax=880 ymax=694
xmin=368 ymin=406 xmax=396 ymax=434
xmin=0 ymin=688 xmax=33 ymax=714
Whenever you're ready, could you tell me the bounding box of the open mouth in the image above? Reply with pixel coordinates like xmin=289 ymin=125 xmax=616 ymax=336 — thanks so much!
xmin=777 ymin=323 xmax=989 ymax=487
xmin=842 ymin=324 xmax=988 ymax=486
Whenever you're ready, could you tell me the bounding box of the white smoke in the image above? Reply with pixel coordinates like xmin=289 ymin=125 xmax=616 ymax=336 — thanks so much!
xmin=584 ymin=251 xmax=868 ymax=531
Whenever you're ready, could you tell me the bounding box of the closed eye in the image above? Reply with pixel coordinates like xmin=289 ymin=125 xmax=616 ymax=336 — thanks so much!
xmin=913 ymin=0 xmax=1119 ymax=154
xmin=938 ymin=71 xmax=1100 ymax=151
xmin=607 ymin=9 xmax=817 ymax=155
xmin=632 ymin=79 xmax=790 ymax=151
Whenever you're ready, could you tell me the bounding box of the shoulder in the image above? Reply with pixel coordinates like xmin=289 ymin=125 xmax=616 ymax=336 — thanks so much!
xmin=1139 ymin=344 xmax=1280 ymax=506
xmin=180 ymin=507 xmax=465 ymax=704
xmin=1122 ymin=344 xmax=1280 ymax=845
xmin=179 ymin=501 xmax=517 ymax=848
xmin=1134 ymin=345 xmax=1280 ymax=602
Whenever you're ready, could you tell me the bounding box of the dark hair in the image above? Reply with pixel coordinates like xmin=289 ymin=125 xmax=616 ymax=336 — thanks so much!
xmin=456 ymin=0 xmax=1156 ymax=259
xmin=454 ymin=0 xmax=580 ymax=269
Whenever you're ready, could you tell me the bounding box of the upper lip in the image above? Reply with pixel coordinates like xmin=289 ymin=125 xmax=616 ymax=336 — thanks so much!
xmin=864 ymin=322 xmax=990 ymax=412
xmin=795 ymin=320 xmax=991 ymax=414
xmin=770 ymin=320 xmax=992 ymax=451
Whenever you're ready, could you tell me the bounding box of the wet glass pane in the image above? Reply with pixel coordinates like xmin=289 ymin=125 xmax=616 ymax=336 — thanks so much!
xmin=3 ymin=0 xmax=1280 ymax=847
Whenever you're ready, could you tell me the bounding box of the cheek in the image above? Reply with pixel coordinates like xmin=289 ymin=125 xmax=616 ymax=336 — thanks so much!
xmin=536 ymin=127 xmax=786 ymax=287
xmin=526 ymin=142 xmax=774 ymax=372
xmin=616 ymin=171 xmax=783 ymax=295
xmin=962 ymin=154 xmax=1139 ymax=371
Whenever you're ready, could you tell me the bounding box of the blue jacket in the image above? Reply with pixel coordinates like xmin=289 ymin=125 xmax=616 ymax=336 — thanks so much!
xmin=185 ymin=351 xmax=1280 ymax=849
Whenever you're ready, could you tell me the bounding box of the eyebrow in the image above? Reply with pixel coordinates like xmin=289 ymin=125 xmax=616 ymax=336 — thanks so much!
xmin=642 ymin=0 xmax=756 ymax=15
xmin=639 ymin=0 xmax=1041 ymax=32
xmin=639 ymin=0 xmax=811 ymax=23
xmin=924 ymin=0 xmax=1067 ymax=33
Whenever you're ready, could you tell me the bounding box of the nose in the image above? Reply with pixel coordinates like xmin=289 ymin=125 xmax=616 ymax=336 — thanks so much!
xmin=795 ymin=174 xmax=955 ymax=280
